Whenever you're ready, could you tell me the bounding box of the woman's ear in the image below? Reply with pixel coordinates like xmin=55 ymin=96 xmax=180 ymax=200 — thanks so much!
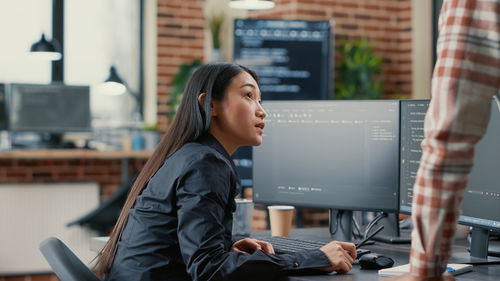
xmin=197 ymin=93 xmax=206 ymax=108
xmin=198 ymin=92 xmax=218 ymax=117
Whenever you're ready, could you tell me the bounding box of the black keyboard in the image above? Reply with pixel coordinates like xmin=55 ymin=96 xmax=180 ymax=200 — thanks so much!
xmin=254 ymin=236 xmax=369 ymax=257
xmin=255 ymin=236 xmax=326 ymax=254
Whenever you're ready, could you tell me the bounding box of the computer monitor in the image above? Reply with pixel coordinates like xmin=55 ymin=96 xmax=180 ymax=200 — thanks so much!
xmin=8 ymin=83 xmax=91 ymax=133
xmin=233 ymin=19 xmax=331 ymax=100
xmin=399 ymin=99 xmax=500 ymax=260
xmin=253 ymin=100 xmax=400 ymax=241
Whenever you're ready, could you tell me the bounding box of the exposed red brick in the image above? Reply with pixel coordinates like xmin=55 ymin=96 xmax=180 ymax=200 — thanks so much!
xmin=2 ymin=276 xmax=27 ymax=281
xmin=387 ymin=70 xmax=412 ymax=75
xmin=372 ymin=16 xmax=391 ymax=22
xmin=341 ymin=24 xmax=358 ymax=30
xmin=158 ymin=2 xmax=182 ymax=10
xmin=384 ymin=27 xmax=402 ymax=33
xmin=30 ymin=274 xmax=57 ymax=281
xmin=364 ymin=4 xmax=380 ymax=10
xmin=355 ymin=14 xmax=372 ymax=20
xmin=364 ymin=25 xmax=381 ymax=31
xmin=385 ymin=6 xmax=401 ymax=12
xmin=340 ymin=2 xmax=358 ymax=8
xmin=157 ymin=12 xmax=175 ymax=18
xmin=397 ymin=59 xmax=412 ymax=64
xmin=7 ymin=171 xmax=28 ymax=177
xmin=297 ymin=9 xmax=326 ymax=16
xmin=398 ymin=16 xmax=411 ymax=23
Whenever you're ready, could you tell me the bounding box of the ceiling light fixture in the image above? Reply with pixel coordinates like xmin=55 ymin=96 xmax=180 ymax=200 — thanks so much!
xmin=228 ymin=0 xmax=275 ymax=10
xmin=29 ymin=33 xmax=62 ymax=61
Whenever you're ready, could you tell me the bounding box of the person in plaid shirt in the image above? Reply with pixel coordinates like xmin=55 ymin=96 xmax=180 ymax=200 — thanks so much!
xmin=385 ymin=0 xmax=500 ymax=280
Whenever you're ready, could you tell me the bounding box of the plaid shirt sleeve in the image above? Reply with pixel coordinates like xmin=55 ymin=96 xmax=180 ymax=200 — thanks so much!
xmin=409 ymin=0 xmax=500 ymax=277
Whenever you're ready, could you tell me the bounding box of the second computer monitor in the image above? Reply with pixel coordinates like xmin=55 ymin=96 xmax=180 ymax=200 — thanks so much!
xmin=399 ymin=99 xmax=500 ymax=259
xmin=253 ymin=100 xmax=400 ymax=212
xmin=399 ymin=99 xmax=500 ymax=229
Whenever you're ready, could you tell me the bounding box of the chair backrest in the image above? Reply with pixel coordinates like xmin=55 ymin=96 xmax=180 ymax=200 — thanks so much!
xmin=39 ymin=237 xmax=101 ymax=281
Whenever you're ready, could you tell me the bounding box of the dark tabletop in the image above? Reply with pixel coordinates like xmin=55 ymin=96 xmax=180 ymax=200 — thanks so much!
xmin=251 ymin=227 xmax=500 ymax=281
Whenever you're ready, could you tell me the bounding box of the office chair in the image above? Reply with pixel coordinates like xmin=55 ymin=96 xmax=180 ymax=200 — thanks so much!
xmin=39 ymin=237 xmax=101 ymax=281
xmin=67 ymin=183 xmax=131 ymax=234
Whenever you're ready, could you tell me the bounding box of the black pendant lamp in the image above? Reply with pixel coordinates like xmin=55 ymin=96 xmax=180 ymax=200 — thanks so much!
xmin=99 ymin=66 xmax=127 ymax=96
xmin=30 ymin=33 xmax=62 ymax=61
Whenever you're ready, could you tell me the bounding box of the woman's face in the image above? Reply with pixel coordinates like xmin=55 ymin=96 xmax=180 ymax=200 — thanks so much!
xmin=210 ymin=71 xmax=267 ymax=154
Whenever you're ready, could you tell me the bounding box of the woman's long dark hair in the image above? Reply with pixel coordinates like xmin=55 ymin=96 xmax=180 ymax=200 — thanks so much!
xmin=96 ymin=63 xmax=258 ymax=275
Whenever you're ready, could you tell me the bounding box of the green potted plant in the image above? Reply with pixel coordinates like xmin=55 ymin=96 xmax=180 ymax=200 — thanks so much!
xmin=167 ymin=58 xmax=203 ymax=119
xmin=334 ymin=38 xmax=383 ymax=100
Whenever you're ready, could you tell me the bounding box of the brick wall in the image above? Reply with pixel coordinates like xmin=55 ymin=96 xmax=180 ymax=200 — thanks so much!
xmin=0 ymin=159 xmax=146 ymax=200
xmin=249 ymin=0 xmax=413 ymax=99
xmin=156 ymin=0 xmax=206 ymax=132
xmin=0 ymin=274 xmax=59 ymax=281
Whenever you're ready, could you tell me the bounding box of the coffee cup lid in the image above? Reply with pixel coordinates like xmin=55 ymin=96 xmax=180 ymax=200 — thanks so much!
xmin=267 ymin=205 xmax=295 ymax=210
xmin=235 ymin=198 xmax=253 ymax=203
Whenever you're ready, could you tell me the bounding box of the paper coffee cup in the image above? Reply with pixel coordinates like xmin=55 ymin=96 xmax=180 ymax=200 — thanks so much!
xmin=268 ymin=205 xmax=295 ymax=237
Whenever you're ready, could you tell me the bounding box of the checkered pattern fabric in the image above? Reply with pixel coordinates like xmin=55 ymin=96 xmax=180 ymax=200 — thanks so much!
xmin=409 ymin=0 xmax=500 ymax=277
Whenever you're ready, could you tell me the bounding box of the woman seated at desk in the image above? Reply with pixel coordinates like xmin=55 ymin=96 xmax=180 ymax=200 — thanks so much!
xmin=96 ymin=63 xmax=357 ymax=281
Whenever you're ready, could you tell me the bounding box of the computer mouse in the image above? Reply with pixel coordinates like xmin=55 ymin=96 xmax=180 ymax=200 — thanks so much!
xmin=356 ymin=248 xmax=371 ymax=258
xmin=358 ymin=253 xmax=394 ymax=270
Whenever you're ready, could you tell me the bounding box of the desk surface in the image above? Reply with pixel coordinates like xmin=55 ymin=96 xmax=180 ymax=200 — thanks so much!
xmin=0 ymin=149 xmax=153 ymax=159
xmin=90 ymin=227 xmax=500 ymax=280
xmin=281 ymin=228 xmax=500 ymax=281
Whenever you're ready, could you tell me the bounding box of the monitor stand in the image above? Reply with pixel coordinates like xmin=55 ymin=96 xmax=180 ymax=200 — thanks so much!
xmin=470 ymin=227 xmax=489 ymax=258
xmin=328 ymin=209 xmax=353 ymax=242
xmin=371 ymin=213 xmax=411 ymax=244
xmin=449 ymin=227 xmax=500 ymax=264
xmin=469 ymin=227 xmax=500 ymax=259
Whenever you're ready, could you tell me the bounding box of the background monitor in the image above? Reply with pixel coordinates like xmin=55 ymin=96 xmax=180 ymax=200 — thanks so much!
xmin=232 ymin=19 xmax=332 ymax=191
xmin=459 ymin=100 xmax=500 ymax=231
xmin=399 ymin=99 xmax=500 ymax=259
xmin=231 ymin=146 xmax=253 ymax=190
xmin=8 ymin=83 xmax=91 ymax=133
xmin=253 ymin=100 xmax=400 ymax=240
xmin=233 ymin=19 xmax=331 ymax=100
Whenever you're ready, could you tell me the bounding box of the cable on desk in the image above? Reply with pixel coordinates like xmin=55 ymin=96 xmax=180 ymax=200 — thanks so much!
xmin=364 ymin=212 xmax=387 ymax=239
xmin=329 ymin=210 xmax=341 ymax=235
xmin=352 ymin=215 xmax=363 ymax=238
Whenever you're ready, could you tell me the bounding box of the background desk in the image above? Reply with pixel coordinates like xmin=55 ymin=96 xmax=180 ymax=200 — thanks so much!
xmin=0 ymin=149 xmax=152 ymax=188
xmin=90 ymin=227 xmax=500 ymax=280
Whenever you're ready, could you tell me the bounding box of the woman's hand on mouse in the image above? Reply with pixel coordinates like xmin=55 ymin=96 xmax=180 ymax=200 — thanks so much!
xmin=230 ymin=238 xmax=275 ymax=254
xmin=318 ymin=241 xmax=357 ymax=274
xmin=380 ymin=272 xmax=455 ymax=281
